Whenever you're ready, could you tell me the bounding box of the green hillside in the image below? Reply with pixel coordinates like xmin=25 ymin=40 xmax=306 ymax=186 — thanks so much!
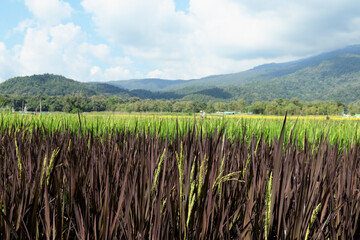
xmin=161 ymin=47 xmax=360 ymax=103
xmin=1 ymin=45 xmax=360 ymax=104
xmin=108 ymin=45 xmax=360 ymax=92
xmin=86 ymin=82 xmax=132 ymax=97
xmin=0 ymin=74 xmax=132 ymax=97
xmin=108 ymin=78 xmax=187 ymax=91
xmin=224 ymin=54 xmax=360 ymax=103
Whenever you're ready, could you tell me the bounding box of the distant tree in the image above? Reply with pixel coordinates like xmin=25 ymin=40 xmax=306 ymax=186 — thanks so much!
xmin=348 ymin=101 xmax=360 ymax=115
xmin=89 ymin=96 xmax=107 ymax=112
xmin=191 ymin=100 xmax=207 ymax=113
xmin=159 ymin=100 xmax=172 ymax=112
xmin=47 ymin=96 xmax=64 ymax=112
xmin=251 ymin=101 xmax=266 ymax=114
xmin=0 ymin=95 xmax=9 ymax=107
xmin=265 ymin=101 xmax=280 ymax=115
xmin=237 ymin=99 xmax=247 ymax=112
xmin=172 ymin=102 xmax=185 ymax=112
xmin=183 ymin=102 xmax=194 ymax=113
xmin=205 ymin=101 xmax=215 ymax=113
xmin=62 ymin=94 xmax=90 ymax=113
xmin=303 ymin=106 xmax=317 ymax=115
xmin=106 ymin=96 xmax=124 ymax=111
xmin=213 ymin=102 xmax=227 ymax=112
xmin=285 ymin=103 xmax=300 ymax=115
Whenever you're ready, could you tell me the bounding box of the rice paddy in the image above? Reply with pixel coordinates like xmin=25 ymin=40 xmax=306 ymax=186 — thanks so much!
xmin=0 ymin=111 xmax=359 ymax=239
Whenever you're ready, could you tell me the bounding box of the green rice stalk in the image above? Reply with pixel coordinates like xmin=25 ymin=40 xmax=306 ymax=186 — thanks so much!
xmin=198 ymin=154 xmax=208 ymax=196
xmin=40 ymin=148 xmax=60 ymax=188
xmin=151 ymin=148 xmax=166 ymax=197
xmin=187 ymin=158 xmax=197 ymax=228
xmin=265 ymin=171 xmax=273 ymax=240
xmin=67 ymin=139 xmax=71 ymax=152
xmin=304 ymin=203 xmax=321 ymax=240
xmin=175 ymin=143 xmax=185 ymax=203
xmin=213 ymin=170 xmax=243 ymax=191
xmin=14 ymin=138 xmax=22 ymax=180
xmin=175 ymin=142 xmax=185 ymax=239
xmin=46 ymin=148 xmax=60 ymax=185
xmin=40 ymin=155 xmax=47 ymax=190
xmin=217 ymin=155 xmax=226 ymax=196
xmin=242 ymin=153 xmax=251 ymax=179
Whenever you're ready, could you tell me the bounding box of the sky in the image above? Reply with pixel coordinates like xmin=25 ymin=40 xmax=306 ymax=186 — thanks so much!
xmin=1 ymin=0 xmax=360 ymax=82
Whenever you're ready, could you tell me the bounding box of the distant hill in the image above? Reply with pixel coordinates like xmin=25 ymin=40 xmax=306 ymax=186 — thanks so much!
xmin=224 ymin=53 xmax=360 ymax=103
xmin=0 ymin=74 xmax=132 ymax=97
xmin=161 ymin=45 xmax=360 ymax=91
xmin=101 ymin=45 xmax=360 ymax=103
xmin=2 ymin=45 xmax=360 ymax=103
xmin=108 ymin=78 xmax=187 ymax=91
xmin=86 ymin=82 xmax=132 ymax=96
xmin=158 ymin=45 xmax=360 ymax=103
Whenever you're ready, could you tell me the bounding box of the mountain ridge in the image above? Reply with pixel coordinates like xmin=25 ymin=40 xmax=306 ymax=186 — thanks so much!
xmin=0 ymin=74 xmax=133 ymax=98
xmin=108 ymin=45 xmax=360 ymax=92
xmin=1 ymin=45 xmax=360 ymax=103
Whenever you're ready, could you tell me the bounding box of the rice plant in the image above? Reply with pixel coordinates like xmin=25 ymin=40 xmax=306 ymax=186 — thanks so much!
xmin=0 ymin=112 xmax=359 ymax=239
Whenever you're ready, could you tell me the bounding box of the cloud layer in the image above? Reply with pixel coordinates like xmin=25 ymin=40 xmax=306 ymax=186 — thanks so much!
xmin=1 ymin=0 xmax=360 ymax=81
xmin=24 ymin=0 xmax=73 ymax=25
xmin=81 ymin=0 xmax=360 ymax=79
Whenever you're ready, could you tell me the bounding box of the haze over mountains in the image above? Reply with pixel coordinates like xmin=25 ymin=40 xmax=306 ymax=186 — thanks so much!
xmin=1 ymin=45 xmax=360 ymax=103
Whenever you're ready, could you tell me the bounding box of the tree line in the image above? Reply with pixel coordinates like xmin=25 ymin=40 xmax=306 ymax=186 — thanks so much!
xmin=0 ymin=94 xmax=359 ymax=115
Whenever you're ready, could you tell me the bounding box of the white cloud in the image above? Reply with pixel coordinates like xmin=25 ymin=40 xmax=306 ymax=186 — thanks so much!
xmin=24 ymin=0 xmax=73 ymax=25
xmin=3 ymin=0 xmax=360 ymax=82
xmin=0 ymin=1 xmax=139 ymax=82
xmin=7 ymin=22 xmax=134 ymax=82
xmin=16 ymin=24 xmax=86 ymax=77
xmin=104 ymin=67 xmax=131 ymax=80
xmin=0 ymin=43 xmax=7 ymax=62
xmin=89 ymin=66 xmax=132 ymax=81
xmin=147 ymin=69 xmax=164 ymax=78
xmin=0 ymin=42 xmax=16 ymax=80
xmin=89 ymin=66 xmax=103 ymax=81
xmin=12 ymin=19 xmax=35 ymax=34
xmin=81 ymin=0 xmax=360 ymax=79
xmin=82 ymin=0 xmax=191 ymax=52
xmin=79 ymin=43 xmax=110 ymax=61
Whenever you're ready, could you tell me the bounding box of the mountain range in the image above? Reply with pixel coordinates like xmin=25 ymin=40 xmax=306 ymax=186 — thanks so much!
xmin=1 ymin=45 xmax=360 ymax=103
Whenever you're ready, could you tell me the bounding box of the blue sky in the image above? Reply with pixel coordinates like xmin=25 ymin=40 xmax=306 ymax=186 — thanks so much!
xmin=1 ymin=0 xmax=360 ymax=82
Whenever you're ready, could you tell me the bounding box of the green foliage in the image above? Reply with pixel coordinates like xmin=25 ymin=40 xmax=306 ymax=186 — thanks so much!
xmin=224 ymin=54 xmax=360 ymax=104
xmin=265 ymin=172 xmax=272 ymax=240
xmin=108 ymin=78 xmax=186 ymax=91
xmin=348 ymin=100 xmax=360 ymax=114
xmin=251 ymin=101 xmax=267 ymax=114
xmin=0 ymin=74 xmax=132 ymax=97
xmin=0 ymin=92 xmax=354 ymax=116
xmin=2 ymin=48 xmax=360 ymax=105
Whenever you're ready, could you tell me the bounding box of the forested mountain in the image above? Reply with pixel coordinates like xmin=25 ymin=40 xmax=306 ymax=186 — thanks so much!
xmin=108 ymin=45 xmax=360 ymax=93
xmin=168 ymin=52 xmax=360 ymax=103
xmin=224 ymin=53 xmax=360 ymax=103
xmin=0 ymin=74 xmax=132 ymax=98
xmin=108 ymin=78 xmax=186 ymax=91
xmin=1 ymin=45 xmax=360 ymax=103
xmin=162 ymin=45 xmax=360 ymax=103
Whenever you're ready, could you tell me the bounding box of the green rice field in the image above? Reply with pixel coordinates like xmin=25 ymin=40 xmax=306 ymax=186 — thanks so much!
xmin=2 ymin=112 xmax=360 ymax=147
